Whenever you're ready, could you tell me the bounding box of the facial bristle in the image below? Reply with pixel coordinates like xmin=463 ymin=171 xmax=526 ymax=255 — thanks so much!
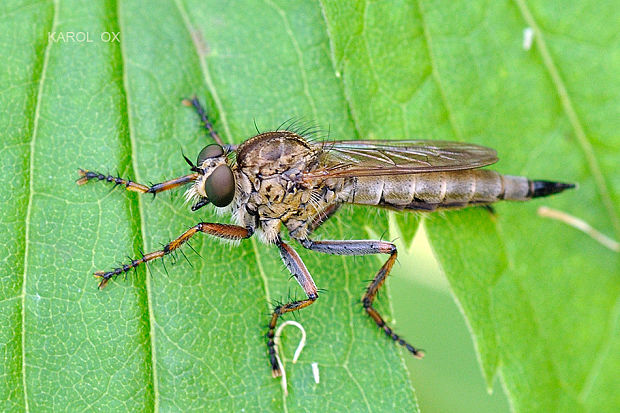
xmin=184 ymin=185 xmax=199 ymax=205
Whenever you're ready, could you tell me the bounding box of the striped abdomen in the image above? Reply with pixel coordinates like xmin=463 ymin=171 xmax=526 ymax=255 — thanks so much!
xmin=343 ymin=170 xmax=574 ymax=211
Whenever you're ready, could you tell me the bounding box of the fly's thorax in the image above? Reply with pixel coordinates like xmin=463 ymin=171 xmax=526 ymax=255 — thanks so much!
xmin=236 ymin=131 xmax=321 ymax=179
xmin=235 ymin=165 xmax=344 ymax=242
xmin=235 ymin=171 xmax=306 ymax=244
xmin=234 ymin=131 xmax=323 ymax=220
xmin=234 ymin=131 xmax=353 ymax=241
xmin=241 ymin=173 xmax=306 ymax=219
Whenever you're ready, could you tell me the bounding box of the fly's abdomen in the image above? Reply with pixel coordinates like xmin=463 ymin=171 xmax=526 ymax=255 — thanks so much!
xmin=345 ymin=170 xmax=574 ymax=211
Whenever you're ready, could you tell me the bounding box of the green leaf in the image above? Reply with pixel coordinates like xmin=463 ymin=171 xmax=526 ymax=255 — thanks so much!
xmin=1 ymin=1 xmax=617 ymax=413
xmin=321 ymin=0 xmax=619 ymax=412
xmin=1 ymin=0 xmax=417 ymax=411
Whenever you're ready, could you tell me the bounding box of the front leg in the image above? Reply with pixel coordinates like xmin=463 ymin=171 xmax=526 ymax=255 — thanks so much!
xmin=77 ymin=170 xmax=198 ymax=195
xmin=268 ymin=238 xmax=318 ymax=377
xmin=95 ymin=223 xmax=253 ymax=288
xmin=299 ymin=239 xmax=424 ymax=359
xmin=183 ymin=96 xmax=240 ymax=151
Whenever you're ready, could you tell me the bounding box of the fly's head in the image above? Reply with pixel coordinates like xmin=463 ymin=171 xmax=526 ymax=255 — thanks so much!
xmin=185 ymin=143 xmax=236 ymax=211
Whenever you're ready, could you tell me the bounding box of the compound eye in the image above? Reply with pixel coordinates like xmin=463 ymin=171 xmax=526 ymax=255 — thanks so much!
xmin=196 ymin=144 xmax=224 ymax=166
xmin=205 ymin=165 xmax=235 ymax=207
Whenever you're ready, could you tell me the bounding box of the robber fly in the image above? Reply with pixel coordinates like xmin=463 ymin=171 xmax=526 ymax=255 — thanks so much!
xmin=77 ymin=97 xmax=575 ymax=377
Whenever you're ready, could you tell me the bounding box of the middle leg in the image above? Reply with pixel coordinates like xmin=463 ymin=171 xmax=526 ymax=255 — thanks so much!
xmin=299 ymin=238 xmax=424 ymax=359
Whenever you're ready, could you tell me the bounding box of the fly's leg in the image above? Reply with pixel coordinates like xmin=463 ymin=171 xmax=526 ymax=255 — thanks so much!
xmin=77 ymin=170 xmax=198 ymax=195
xmin=182 ymin=96 xmax=226 ymax=147
xmin=268 ymin=238 xmax=318 ymax=377
xmin=480 ymin=204 xmax=495 ymax=215
xmin=299 ymin=239 xmax=424 ymax=359
xmin=94 ymin=223 xmax=253 ymax=288
xmin=306 ymin=203 xmax=341 ymax=235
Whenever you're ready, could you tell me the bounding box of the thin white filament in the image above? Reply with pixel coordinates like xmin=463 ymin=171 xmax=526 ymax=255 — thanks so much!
xmin=274 ymin=320 xmax=307 ymax=396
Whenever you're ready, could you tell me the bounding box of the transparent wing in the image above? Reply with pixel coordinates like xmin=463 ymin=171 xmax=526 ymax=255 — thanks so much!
xmin=303 ymin=140 xmax=498 ymax=179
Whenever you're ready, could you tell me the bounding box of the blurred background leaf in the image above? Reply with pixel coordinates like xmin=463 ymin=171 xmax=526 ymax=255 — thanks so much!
xmin=0 ymin=0 xmax=617 ymax=412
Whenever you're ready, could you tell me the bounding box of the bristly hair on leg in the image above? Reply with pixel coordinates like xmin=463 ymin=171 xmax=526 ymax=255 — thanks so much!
xmin=286 ymin=288 xmax=295 ymax=303
xmin=167 ymin=185 xmax=180 ymax=204
xmin=122 ymin=256 xmax=135 ymax=281
xmin=186 ymin=240 xmax=202 ymax=259
xmin=270 ymin=297 xmax=285 ymax=313
xmin=148 ymin=261 xmax=157 ymax=287
xmin=161 ymin=254 xmax=169 ymax=277
xmin=114 ymin=169 xmax=123 ymax=188
xmin=178 ymin=247 xmax=192 ymax=267
xmin=171 ymin=250 xmax=179 ymax=266
xmin=105 ymin=170 xmax=118 ymax=195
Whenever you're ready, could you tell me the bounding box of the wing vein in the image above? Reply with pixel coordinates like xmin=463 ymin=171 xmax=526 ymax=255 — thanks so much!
xmin=308 ymin=140 xmax=497 ymax=180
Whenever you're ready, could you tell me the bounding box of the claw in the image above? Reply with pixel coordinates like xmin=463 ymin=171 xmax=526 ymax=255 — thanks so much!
xmin=76 ymin=169 xmax=89 ymax=185
xmin=94 ymin=271 xmax=110 ymax=289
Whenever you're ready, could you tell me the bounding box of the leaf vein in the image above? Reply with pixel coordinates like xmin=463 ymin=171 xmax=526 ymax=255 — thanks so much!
xmin=265 ymin=0 xmax=320 ymax=123
xmin=174 ymin=0 xmax=233 ymax=143
xmin=578 ymin=294 xmax=620 ymax=401
xmin=116 ymin=0 xmax=159 ymax=410
xmin=318 ymin=0 xmax=362 ymax=140
xmin=416 ymin=0 xmax=463 ymax=140
xmin=513 ymin=0 xmax=620 ymax=238
xmin=20 ymin=1 xmax=60 ymax=410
